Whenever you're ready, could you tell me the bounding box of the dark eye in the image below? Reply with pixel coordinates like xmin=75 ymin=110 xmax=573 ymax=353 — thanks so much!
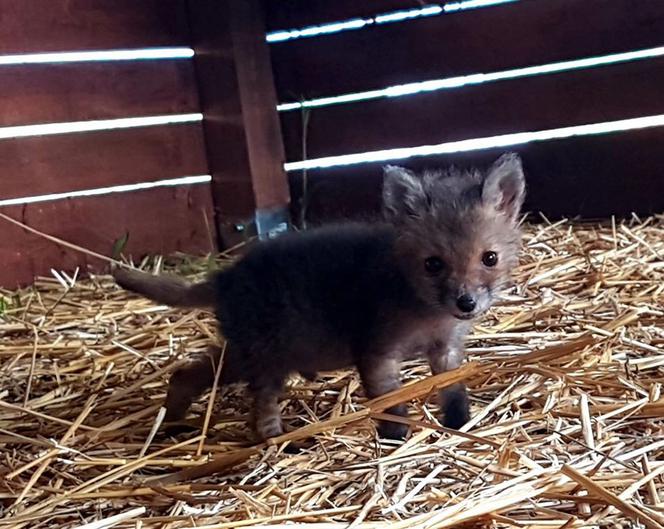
xmin=424 ymin=256 xmax=445 ymax=275
xmin=482 ymin=251 xmax=498 ymax=267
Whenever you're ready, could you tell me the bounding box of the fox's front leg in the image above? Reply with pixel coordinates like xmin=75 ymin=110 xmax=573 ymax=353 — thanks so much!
xmin=428 ymin=344 xmax=470 ymax=429
xmin=359 ymin=355 xmax=409 ymax=440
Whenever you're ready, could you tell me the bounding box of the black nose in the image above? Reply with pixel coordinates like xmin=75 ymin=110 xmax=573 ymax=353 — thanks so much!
xmin=456 ymin=295 xmax=476 ymax=313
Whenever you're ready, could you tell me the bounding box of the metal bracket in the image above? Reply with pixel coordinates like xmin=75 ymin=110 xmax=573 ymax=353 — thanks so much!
xmin=255 ymin=206 xmax=290 ymax=240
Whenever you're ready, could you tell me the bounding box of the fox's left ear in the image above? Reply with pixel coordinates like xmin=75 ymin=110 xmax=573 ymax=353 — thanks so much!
xmin=382 ymin=165 xmax=426 ymax=222
xmin=482 ymin=153 xmax=525 ymax=221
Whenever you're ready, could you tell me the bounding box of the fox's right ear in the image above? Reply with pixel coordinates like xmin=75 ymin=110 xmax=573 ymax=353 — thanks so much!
xmin=382 ymin=165 xmax=426 ymax=222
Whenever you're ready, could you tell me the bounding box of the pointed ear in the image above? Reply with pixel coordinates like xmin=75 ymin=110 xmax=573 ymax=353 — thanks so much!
xmin=382 ymin=165 xmax=426 ymax=222
xmin=482 ymin=153 xmax=525 ymax=221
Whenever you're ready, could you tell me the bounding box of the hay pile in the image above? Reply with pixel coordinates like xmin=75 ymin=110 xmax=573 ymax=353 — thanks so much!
xmin=1 ymin=216 xmax=663 ymax=529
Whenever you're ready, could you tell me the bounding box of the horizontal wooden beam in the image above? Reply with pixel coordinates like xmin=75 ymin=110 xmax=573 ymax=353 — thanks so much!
xmin=0 ymin=0 xmax=190 ymax=54
xmin=271 ymin=0 xmax=664 ymax=100
xmin=0 ymin=60 xmax=198 ymax=127
xmin=1 ymin=124 xmax=208 ymax=200
xmin=281 ymin=56 xmax=664 ymax=160
xmin=289 ymin=127 xmax=664 ymax=223
xmin=0 ymin=184 xmax=215 ymax=288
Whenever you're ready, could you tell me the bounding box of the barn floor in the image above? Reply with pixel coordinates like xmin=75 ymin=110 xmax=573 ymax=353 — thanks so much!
xmin=1 ymin=217 xmax=663 ymax=529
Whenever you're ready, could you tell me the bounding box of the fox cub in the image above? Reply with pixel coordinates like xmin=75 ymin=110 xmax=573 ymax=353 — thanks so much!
xmin=114 ymin=153 xmax=526 ymax=440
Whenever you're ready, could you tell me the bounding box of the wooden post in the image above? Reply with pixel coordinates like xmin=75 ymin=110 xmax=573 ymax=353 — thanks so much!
xmin=186 ymin=0 xmax=291 ymax=248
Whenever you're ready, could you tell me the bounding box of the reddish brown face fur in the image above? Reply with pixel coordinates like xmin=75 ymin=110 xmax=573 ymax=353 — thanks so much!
xmin=384 ymin=153 xmax=525 ymax=320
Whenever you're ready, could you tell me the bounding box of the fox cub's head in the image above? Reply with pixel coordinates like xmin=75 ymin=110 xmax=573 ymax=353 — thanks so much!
xmin=383 ymin=153 xmax=525 ymax=320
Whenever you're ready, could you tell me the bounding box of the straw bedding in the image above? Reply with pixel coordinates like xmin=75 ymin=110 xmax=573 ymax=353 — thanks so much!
xmin=0 ymin=216 xmax=663 ymax=529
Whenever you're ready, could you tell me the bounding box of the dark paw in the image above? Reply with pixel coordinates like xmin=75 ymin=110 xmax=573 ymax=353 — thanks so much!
xmin=442 ymin=407 xmax=470 ymax=430
xmin=282 ymin=439 xmax=315 ymax=454
xmin=162 ymin=423 xmax=198 ymax=437
xmin=441 ymin=389 xmax=471 ymax=430
xmin=282 ymin=443 xmax=302 ymax=454
xmin=377 ymin=420 xmax=409 ymax=440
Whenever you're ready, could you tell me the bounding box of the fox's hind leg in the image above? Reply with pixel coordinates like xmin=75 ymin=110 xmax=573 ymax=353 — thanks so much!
xmin=164 ymin=344 xmax=241 ymax=425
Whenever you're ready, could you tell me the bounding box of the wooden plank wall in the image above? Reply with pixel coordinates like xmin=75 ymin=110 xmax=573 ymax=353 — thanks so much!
xmin=0 ymin=1 xmax=215 ymax=287
xmin=266 ymin=0 xmax=664 ymax=224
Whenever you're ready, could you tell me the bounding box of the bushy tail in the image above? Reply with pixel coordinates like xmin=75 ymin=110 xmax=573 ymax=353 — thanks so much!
xmin=113 ymin=267 xmax=217 ymax=308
